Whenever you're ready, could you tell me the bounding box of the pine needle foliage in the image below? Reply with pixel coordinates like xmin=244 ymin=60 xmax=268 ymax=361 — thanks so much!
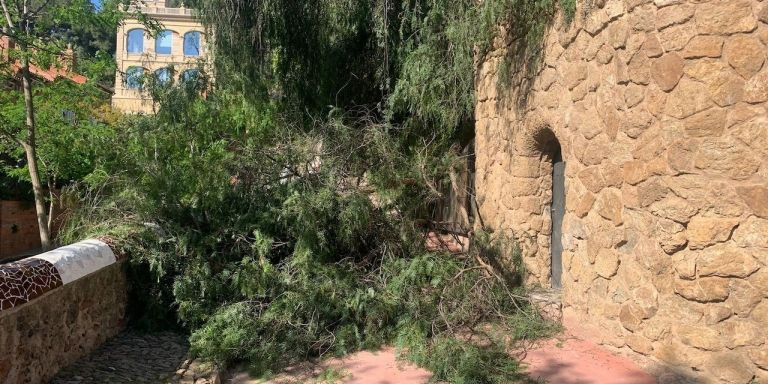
xmin=61 ymin=0 xmax=574 ymax=381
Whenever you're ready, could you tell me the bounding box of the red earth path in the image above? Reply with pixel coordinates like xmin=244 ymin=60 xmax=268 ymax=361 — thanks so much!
xmin=224 ymin=317 xmax=657 ymax=384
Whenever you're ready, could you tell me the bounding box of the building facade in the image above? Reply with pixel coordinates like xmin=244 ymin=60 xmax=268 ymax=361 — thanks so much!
xmin=112 ymin=0 xmax=209 ymax=114
xmin=475 ymin=0 xmax=767 ymax=382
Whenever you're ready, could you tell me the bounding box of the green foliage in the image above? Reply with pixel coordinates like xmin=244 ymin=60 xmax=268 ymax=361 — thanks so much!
xmin=0 ymin=79 xmax=114 ymax=190
xmin=60 ymin=0 xmax=575 ymax=381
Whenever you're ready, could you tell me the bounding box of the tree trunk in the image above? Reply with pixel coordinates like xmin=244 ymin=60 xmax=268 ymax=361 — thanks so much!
xmin=20 ymin=51 xmax=52 ymax=250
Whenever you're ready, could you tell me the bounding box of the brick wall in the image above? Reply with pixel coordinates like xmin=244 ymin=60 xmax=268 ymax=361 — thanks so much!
xmin=0 ymin=201 xmax=42 ymax=261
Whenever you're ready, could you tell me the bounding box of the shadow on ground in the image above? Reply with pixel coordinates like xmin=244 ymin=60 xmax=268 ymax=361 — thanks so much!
xmin=51 ymin=331 xmax=189 ymax=384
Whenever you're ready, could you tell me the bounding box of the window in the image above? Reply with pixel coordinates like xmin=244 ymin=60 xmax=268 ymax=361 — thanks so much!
xmin=125 ymin=67 xmax=145 ymax=89
xmin=181 ymin=69 xmax=201 ymax=84
xmin=126 ymin=29 xmax=144 ymax=53
xmin=156 ymin=30 xmax=172 ymax=55
xmin=154 ymin=68 xmax=172 ymax=86
xmin=183 ymin=31 xmax=202 ymax=56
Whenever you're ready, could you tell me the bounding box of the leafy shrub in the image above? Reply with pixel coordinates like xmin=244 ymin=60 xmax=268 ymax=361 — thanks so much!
xmin=61 ymin=0 xmax=575 ymax=381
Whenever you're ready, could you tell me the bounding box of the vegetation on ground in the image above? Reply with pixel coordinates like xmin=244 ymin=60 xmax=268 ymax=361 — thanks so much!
xmin=58 ymin=0 xmax=574 ymax=382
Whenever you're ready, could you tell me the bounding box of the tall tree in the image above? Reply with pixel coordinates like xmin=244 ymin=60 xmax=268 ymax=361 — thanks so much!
xmin=0 ymin=0 xmax=141 ymax=249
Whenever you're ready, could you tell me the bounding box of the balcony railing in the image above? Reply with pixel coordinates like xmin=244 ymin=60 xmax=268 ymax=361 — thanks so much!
xmin=123 ymin=5 xmax=197 ymax=17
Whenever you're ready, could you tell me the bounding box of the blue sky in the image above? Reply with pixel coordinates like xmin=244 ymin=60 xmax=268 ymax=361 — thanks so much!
xmin=90 ymin=0 xmax=101 ymax=10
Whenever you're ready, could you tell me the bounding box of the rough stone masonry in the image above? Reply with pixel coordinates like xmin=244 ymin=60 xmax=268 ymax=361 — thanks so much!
xmin=474 ymin=0 xmax=768 ymax=382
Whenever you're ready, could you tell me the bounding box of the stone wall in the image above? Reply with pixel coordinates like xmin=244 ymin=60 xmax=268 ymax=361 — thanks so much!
xmin=0 ymin=240 xmax=128 ymax=383
xmin=474 ymin=0 xmax=768 ymax=382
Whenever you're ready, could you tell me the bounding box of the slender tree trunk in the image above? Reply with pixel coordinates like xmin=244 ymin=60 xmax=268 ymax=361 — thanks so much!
xmin=20 ymin=50 xmax=52 ymax=250
xmin=47 ymin=175 xmax=56 ymax=236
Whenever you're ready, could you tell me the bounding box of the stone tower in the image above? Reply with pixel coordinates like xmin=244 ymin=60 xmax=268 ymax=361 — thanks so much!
xmin=475 ymin=0 xmax=768 ymax=382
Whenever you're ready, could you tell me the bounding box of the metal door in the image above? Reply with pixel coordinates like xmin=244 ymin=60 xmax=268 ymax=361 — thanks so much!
xmin=551 ymin=150 xmax=565 ymax=290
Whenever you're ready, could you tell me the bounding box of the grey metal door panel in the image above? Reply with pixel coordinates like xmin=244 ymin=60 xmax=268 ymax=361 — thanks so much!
xmin=551 ymin=151 xmax=565 ymax=290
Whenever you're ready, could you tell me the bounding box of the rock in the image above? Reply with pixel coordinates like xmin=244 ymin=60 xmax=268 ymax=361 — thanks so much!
xmin=696 ymin=246 xmax=760 ymax=278
xmin=606 ymin=19 xmax=630 ymax=49
xmin=686 ymin=217 xmax=739 ymax=250
xmin=675 ymin=256 xmax=696 ymax=279
xmin=724 ymin=36 xmax=766 ymax=79
xmin=579 ymin=167 xmax=605 ymax=193
xmin=683 ymin=108 xmax=726 ymax=137
xmin=731 ymin=117 xmax=768 ymax=156
xmin=655 ymin=3 xmax=693 ymax=30
xmin=614 ymin=54 xmax=630 ymax=84
xmin=677 ymin=324 xmax=724 ymax=351
xmin=633 ymin=285 xmax=659 ymax=318
xmin=749 ymin=348 xmax=768 ymax=371
xmin=733 ymin=216 xmax=768 ymax=249
xmin=595 ymin=248 xmax=620 ymax=278
xmin=665 ymin=79 xmax=713 ymax=118
xmin=624 ymin=83 xmax=645 ymax=107
xmin=654 ymin=338 xmax=699 ymax=367
xmin=629 ymin=4 xmax=655 ymax=32
xmin=695 ymin=0 xmax=758 ymax=35
xmin=726 ymin=279 xmax=763 ymax=317
xmin=674 ymin=277 xmax=730 ymax=303
xmin=564 ymin=63 xmax=588 ymax=90
xmin=667 ymin=139 xmax=698 ymax=173
xmin=736 ymin=185 xmax=768 ymax=219
xmin=625 ymin=0 xmax=650 ymax=11
xmin=637 ymin=178 xmax=669 ymax=207
xmin=624 ymin=108 xmax=654 ymax=138
xmin=596 ymin=189 xmax=623 ymax=225
xmin=641 ymin=33 xmax=663 ymax=58
xmin=707 ymin=351 xmax=755 ymax=384
xmin=619 ymin=303 xmax=643 ymax=331
xmin=645 ymin=85 xmax=667 ymax=117
xmin=705 ymin=305 xmax=733 ymax=325
xmin=726 ymin=104 xmax=763 ymax=128
xmin=653 ymin=0 xmax=680 ymax=7
xmin=753 ymin=301 xmax=768 ymax=325
xmin=650 ymin=53 xmax=683 ymax=91
xmin=694 ymin=139 xmax=760 ymax=180
xmin=748 ymin=270 xmax=768 ymax=296
xmin=627 ymin=51 xmax=650 ymax=85
xmin=596 ymin=44 xmax=615 ymax=64
xmin=684 ymin=60 xmax=745 ymax=107
xmin=682 ymin=35 xmax=724 ymax=59
xmin=626 ymin=334 xmax=654 ymax=355
xmin=657 ymin=22 xmax=696 ymax=51
xmin=574 ymin=192 xmax=596 ymax=218
xmin=649 ymin=197 xmax=698 ymax=223
xmin=623 ymin=160 xmax=648 ymax=185
xmin=743 ymin=69 xmax=768 ymax=103
xmin=601 ymin=162 xmax=623 ymax=188
xmin=760 ymin=4 xmax=768 ymax=24
xmin=653 ymin=221 xmax=686 ymax=255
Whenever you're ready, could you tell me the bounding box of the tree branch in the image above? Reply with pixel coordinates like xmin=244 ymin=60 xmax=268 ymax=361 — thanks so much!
xmin=0 ymin=0 xmax=15 ymax=29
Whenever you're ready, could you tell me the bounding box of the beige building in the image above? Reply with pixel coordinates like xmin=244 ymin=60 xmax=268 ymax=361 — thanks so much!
xmin=112 ymin=0 xmax=209 ymax=113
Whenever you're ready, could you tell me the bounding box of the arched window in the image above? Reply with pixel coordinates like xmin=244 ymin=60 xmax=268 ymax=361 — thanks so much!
xmin=155 ymin=30 xmax=173 ymax=55
xmin=154 ymin=67 xmax=172 ymax=86
xmin=125 ymin=66 xmax=145 ymax=89
xmin=183 ymin=31 xmax=202 ymax=56
xmin=180 ymin=68 xmax=201 ymax=84
xmin=126 ymin=29 xmax=144 ymax=53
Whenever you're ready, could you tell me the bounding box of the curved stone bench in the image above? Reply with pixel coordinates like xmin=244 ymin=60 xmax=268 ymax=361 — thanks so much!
xmin=0 ymin=239 xmax=129 ymax=384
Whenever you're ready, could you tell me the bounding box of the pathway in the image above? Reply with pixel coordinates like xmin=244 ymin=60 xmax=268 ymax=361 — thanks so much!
xmin=51 ymin=331 xmax=196 ymax=384
xmin=55 ymin=328 xmax=660 ymax=384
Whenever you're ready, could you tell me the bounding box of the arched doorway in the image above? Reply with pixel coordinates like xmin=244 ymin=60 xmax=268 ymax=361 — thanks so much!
xmin=515 ymin=121 xmax=565 ymax=290
xmin=550 ymin=143 xmax=564 ymax=290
